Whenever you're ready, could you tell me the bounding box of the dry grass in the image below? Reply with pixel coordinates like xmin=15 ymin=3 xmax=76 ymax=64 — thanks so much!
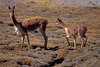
xmin=0 ymin=55 xmax=9 ymax=63
xmin=16 ymin=56 xmax=33 ymax=65
xmin=87 ymin=0 xmax=92 ymax=5
xmin=4 ymin=43 xmax=17 ymax=50
xmin=0 ymin=0 xmax=100 ymax=67
xmin=0 ymin=52 xmax=16 ymax=63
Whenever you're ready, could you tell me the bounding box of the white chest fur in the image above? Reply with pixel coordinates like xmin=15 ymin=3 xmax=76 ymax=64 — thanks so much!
xmin=65 ymin=28 xmax=68 ymax=34
xmin=14 ymin=24 xmax=24 ymax=35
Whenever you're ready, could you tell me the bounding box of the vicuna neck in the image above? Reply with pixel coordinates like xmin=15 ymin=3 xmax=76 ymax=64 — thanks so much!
xmin=59 ymin=22 xmax=67 ymax=28
xmin=11 ymin=15 xmax=18 ymax=25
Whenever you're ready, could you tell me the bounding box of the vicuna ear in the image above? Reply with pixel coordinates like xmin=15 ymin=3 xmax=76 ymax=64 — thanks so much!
xmin=13 ymin=6 xmax=15 ymax=9
xmin=57 ymin=18 xmax=62 ymax=22
xmin=57 ymin=18 xmax=60 ymax=20
xmin=8 ymin=6 xmax=11 ymax=9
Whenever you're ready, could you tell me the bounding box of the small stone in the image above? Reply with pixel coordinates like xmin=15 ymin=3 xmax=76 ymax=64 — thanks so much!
xmin=8 ymin=23 xmax=14 ymax=26
xmin=0 ymin=21 xmax=3 ymax=24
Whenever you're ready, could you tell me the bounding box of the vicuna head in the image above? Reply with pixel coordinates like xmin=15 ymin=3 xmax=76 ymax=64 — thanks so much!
xmin=8 ymin=6 xmax=15 ymax=16
xmin=56 ymin=18 xmax=63 ymax=25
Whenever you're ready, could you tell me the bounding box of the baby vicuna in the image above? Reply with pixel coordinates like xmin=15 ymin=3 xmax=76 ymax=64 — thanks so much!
xmin=57 ymin=18 xmax=87 ymax=49
xmin=8 ymin=6 xmax=48 ymax=50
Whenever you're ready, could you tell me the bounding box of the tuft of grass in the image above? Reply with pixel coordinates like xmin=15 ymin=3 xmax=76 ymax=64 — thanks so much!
xmin=53 ymin=40 xmax=63 ymax=45
xmin=0 ymin=63 xmax=18 ymax=67
xmin=0 ymin=53 xmax=10 ymax=63
xmin=16 ymin=57 xmax=33 ymax=65
xmin=4 ymin=43 xmax=18 ymax=50
xmin=87 ymin=0 xmax=92 ymax=5
xmin=0 ymin=57 xmax=8 ymax=63
xmin=23 ymin=51 xmax=41 ymax=58
xmin=88 ymin=6 xmax=100 ymax=9
xmin=75 ymin=48 xmax=84 ymax=53
xmin=57 ymin=49 xmax=69 ymax=58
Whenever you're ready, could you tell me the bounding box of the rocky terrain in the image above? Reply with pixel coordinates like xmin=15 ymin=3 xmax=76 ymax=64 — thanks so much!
xmin=0 ymin=0 xmax=100 ymax=5
xmin=0 ymin=0 xmax=100 ymax=67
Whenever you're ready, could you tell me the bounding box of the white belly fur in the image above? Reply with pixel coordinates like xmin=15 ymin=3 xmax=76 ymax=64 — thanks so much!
xmin=14 ymin=24 xmax=25 ymax=35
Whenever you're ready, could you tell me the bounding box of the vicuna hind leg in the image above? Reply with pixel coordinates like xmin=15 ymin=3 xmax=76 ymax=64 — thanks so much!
xmin=83 ymin=35 xmax=87 ymax=47
xmin=79 ymin=32 xmax=85 ymax=48
xmin=39 ymin=24 xmax=48 ymax=49
xmin=80 ymin=37 xmax=84 ymax=48
xmin=21 ymin=34 xmax=25 ymax=50
xmin=66 ymin=35 xmax=70 ymax=46
xmin=26 ymin=33 xmax=30 ymax=50
xmin=73 ymin=36 xmax=76 ymax=50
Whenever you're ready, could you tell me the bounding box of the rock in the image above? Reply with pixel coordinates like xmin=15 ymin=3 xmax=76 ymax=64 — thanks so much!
xmin=22 ymin=65 xmax=30 ymax=67
xmin=41 ymin=55 xmax=52 ymax=62
xmin=30 ymin=1 xmax=35 ymax=3
xmin=8 ymin=23 xmax=14 ymax=26
xmin=94 ymin=49 xmax=100 ymax=54
xmin=30 ymin=60 xmax=49 ymax=67
xmin=34 ymin=30 xmax=39 ymax=33
xmin=0 ymin=21 xmax=3 ymax=24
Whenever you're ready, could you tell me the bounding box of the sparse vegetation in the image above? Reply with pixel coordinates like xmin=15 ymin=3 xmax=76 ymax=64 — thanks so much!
xmin=87 ymin=0 xmax=92 ymax=5
xmin=16 ymin=57 xmax=33 ymax=65
xmin=0 ymin=0 xmax=100 ymax=67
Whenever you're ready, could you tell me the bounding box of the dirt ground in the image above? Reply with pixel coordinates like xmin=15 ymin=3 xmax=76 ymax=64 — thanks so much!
xmin=0 ymin=0 xmax=100 ymax=67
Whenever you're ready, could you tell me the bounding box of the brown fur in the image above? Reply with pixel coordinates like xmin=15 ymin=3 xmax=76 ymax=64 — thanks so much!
xmin=66 ymin=24 xmax=87 ymax=38
xmin=19 ymin=16 xmax=48 ymax=31
xmin=57 ymin=18 xmax=87 ymax=49
xmin=8 ymin=6 xmax=48 ymax=50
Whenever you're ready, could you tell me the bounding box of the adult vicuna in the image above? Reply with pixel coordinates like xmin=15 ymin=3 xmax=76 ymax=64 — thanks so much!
xmin=56 ymin=18 xmax=87 ymax=49
xmin=8 ymin=6 xmax=48 ymax=50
